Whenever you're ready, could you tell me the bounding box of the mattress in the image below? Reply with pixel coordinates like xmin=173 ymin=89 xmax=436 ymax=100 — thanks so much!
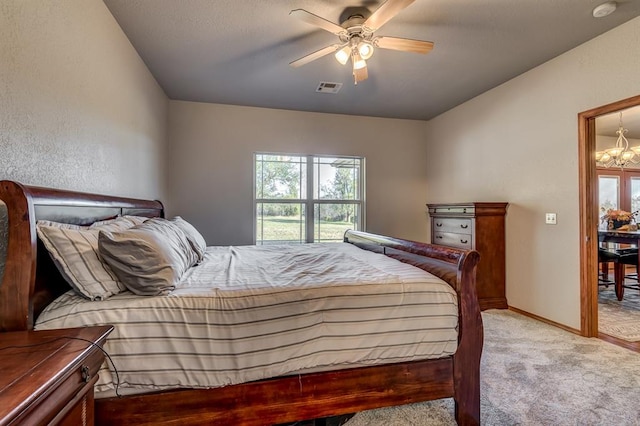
xmin=35 ymin=242 xmax=459 ymax=396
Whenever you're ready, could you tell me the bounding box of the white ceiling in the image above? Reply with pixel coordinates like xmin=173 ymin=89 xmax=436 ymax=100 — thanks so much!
xmin=103 ymin=0 xmax=640 ymax=121
xmin=596 ymin=105 xmax=640 ymax=139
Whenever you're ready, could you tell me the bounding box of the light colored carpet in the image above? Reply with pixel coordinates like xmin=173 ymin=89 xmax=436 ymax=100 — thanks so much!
xmin=345 ymin=309 xmax=640 ymax=425
xmin=599 ymin=286 xmax=640 ymax=341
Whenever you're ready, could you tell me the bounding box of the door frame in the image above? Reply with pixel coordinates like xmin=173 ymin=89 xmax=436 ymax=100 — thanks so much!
xmin=579 ymin=93 xmax=640 ymax=337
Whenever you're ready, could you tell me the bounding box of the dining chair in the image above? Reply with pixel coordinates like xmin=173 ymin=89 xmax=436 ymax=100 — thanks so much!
xmin=614 ymin=248 xmax=640 ymax=300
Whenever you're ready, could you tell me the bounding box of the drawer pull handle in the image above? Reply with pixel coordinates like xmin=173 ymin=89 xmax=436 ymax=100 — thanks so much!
xmin=436 ymin=235 xmax=443 ymax=239
xmin=81 ymin=365 xmax=90 ymax=383
xmin=460 ymin=224 xmax=468 ymax=229
xmin=460 ymin=239 xmax=468 ymax=244
xmin=436 ymin=223 xmax=443 ymax=227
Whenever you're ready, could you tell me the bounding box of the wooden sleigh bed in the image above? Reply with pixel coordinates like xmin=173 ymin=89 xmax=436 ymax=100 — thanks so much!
xmin=0 ymin=180 xmax=483 ymax=425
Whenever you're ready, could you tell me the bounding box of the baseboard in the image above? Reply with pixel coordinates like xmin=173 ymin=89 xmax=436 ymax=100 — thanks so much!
xmin=479 ymin=297 xmax=508 ymax=311
xmin=507 ymin=306 xmax=582 ymax=336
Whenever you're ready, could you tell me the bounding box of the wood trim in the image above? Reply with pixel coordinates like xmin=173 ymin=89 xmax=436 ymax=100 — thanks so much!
xmin=508 ymin=306 xmax=581 ymax=336
xmin=598 ymin=332 xmax=640 ymax=353
xmin=578 ymin=93 xmax=640 ymax=338
xmin=578 ymin=111 xmax=598 ymax=337
xmin=506 ymin=307 xmax=640 ymax=354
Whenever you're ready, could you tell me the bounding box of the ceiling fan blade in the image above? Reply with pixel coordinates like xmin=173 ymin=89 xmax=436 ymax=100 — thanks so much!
xmin=364 ymin=0 xmax=415 ymax=31
xmin=290 ymin=9 xmax=345 ymax=35
xmin=353 ymin=64 xmax=369 ymax=84
xmin=376 ymin=36 xmax=434 ymax=54
xmin=289 ymin=44 xmax=340 ymax=68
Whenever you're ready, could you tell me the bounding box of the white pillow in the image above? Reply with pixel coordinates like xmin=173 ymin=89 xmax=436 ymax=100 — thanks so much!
xmin=98 ymin=218 xmax=198 ymax=296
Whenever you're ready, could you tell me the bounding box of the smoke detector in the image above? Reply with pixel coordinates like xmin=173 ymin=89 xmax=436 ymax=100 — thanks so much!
xmin=593 ymin=2 xmax=617 ymax=18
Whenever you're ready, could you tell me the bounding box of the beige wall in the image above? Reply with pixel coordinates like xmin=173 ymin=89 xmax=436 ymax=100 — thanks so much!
xmin=0 ymin=0 xmax=168 ymax=199
xmin=167 ymin=101 xmax=429 ymax=246
xmin=424 ymin=17 xmax=640 ymax=329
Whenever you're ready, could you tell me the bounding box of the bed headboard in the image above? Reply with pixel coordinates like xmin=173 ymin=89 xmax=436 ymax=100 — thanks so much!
xmin=0 ymin=180 xmax=164 ymax=332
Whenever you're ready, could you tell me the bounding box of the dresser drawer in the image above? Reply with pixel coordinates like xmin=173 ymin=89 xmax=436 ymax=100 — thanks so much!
xmin=432 ymin=231 xmax=473 ymax=250
xmin=433 ymin=218 xmax=472 ymax=234
xmin=429 ymin=205 xmax=475 ymax=215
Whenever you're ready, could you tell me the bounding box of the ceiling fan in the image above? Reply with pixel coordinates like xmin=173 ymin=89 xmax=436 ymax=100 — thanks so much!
xmin=289 ymin=0 xmax=434 ymax=85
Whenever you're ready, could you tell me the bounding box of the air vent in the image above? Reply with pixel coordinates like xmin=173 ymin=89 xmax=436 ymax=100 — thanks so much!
xmin=316 ymin=82 xmax=343 ymax=94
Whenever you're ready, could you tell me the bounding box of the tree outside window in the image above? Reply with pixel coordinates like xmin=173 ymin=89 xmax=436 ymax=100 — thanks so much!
xmin=255 ymin=153 xmax=364 ymax=244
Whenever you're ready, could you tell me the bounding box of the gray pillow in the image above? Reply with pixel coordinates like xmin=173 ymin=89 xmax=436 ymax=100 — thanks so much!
xmin=98 ymin=218 xmax=198 ymax=296
xmin=170 ymin=216 xmax=207 ymax=262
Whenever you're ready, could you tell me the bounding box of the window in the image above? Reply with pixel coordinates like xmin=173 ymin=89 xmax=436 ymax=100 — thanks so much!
xmin=254 ymin=153 xmax=364 ymax=244
xmin=597 ymin=168 xmax=640 ymax=226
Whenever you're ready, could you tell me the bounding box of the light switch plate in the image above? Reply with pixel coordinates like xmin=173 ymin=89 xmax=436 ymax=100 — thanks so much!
xmin=545 ymin=213 xmax=557 ymax=225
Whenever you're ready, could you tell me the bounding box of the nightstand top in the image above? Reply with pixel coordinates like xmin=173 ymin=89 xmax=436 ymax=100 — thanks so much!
xmin=0 ymin=326 xmax=113 ymax=425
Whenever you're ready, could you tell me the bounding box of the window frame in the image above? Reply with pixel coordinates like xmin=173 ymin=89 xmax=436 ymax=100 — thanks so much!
xmin=253 ymin=152 xmax=365 ymax=244
xmin=597 ymin=167 xmax=640 ymax=216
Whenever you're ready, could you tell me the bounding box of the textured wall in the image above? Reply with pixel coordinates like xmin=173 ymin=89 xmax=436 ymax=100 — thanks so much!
xmin=424 ymin=16 xmax=640 ymax=329
xmin=0 ymin=0 xmax=168 ymax=288
xmin=167 ymin=101 xmax=429 ymax=246
xmin=0 ymin=0 xmax=168 ymax=199
xmin=0 ymin=201 xmax=6 ymax=284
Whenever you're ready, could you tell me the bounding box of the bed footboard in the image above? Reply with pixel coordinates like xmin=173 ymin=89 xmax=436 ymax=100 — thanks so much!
xmin=343 ymin=230 xmax=483 ymax=424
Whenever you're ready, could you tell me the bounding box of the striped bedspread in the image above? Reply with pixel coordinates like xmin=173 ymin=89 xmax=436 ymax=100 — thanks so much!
xmin=35 ymin=242 xmax=459 ymax=397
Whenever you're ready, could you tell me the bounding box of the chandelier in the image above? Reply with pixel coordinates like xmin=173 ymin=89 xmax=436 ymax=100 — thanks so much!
xmin=595 ymin=112 xmax=639 ymax=168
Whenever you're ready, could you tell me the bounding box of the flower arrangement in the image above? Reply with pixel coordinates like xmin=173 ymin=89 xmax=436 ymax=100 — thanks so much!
xmin=601 ymin=209 xmax=637 ymax=229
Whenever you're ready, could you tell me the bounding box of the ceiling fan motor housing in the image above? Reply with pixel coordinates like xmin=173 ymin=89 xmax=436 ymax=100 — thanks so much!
xmin=339 ymin=15 xmax=375 ymax=44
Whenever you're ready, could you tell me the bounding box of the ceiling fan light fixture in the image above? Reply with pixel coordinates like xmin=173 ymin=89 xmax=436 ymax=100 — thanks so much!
xmin=353 ymin=63 xmax=368 ymax=85
xmin=352 ymin=51 xmax=367 ymax=70
xmin=335 ymin=45 xmax=351 ymax=65
xmin=358 ymin=41 xmax=374 ymax=60
xmin=289 ymin=1 xmax=433 ymax=84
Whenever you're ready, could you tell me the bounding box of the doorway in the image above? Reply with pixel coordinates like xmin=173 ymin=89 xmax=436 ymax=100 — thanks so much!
xmin=579 ymin=93 xmax=640 ymax=349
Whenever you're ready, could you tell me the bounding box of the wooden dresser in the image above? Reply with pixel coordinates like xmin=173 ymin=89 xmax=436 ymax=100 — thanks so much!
xmin=427 ymin=202 xmax=508 ymax=310
xmin=0 ymin=326 xmax=113 ymax=426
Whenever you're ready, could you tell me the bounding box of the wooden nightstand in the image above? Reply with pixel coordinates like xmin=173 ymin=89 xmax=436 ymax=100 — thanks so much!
xmin=0 ymin=326 xmax=113 ymax=426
